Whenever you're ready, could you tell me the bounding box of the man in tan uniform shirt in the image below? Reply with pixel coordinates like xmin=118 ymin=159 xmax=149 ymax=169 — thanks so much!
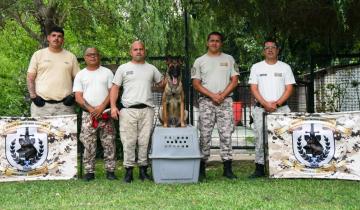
xmin=110 ymin=41 xmax=164 ymax=183
xmin=27 ymin=26 xmax=80 ymax=117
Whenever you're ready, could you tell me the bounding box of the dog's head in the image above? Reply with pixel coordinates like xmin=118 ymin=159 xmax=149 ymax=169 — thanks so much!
xmin=166 ymin=57 xmax=182 ymax=86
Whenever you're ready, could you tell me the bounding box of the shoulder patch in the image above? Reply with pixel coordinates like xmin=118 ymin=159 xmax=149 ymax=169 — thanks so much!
xmin=234 ymin=63 xmax=240 ymax=73
xmin=191 ymin=67 xmax=197 ymax=77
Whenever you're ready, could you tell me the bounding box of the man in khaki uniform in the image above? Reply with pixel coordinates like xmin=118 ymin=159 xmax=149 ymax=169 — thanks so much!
xmin=110 ymin=41 xmax=164 ymax=183
xmin=73 ymin=48 xmax=117 ymax=181
xmin=192 ymin=32 xmax=239 ymax=180
xmin=27 ymin=26 xmax=80 ymax=117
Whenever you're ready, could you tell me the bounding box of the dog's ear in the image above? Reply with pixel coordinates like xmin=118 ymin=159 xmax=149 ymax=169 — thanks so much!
xmin=176 ymin=59 xmax=183 ymax=66
xmin=166 ymin=56 xmax=174 ymax=66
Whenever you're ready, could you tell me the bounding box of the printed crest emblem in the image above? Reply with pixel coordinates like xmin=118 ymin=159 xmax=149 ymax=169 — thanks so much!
xmin=5 ymin=127 xmax=48 ymax=171
xmin=292 ymin=122 xmax=335 ymax=168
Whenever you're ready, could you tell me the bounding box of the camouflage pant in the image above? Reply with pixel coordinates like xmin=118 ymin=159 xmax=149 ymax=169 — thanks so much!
xmin=198 ymin=97 xmax=234 ymax=162
xmin=31 ymin=102 xmax=75 ymax=117
xmin=80 ymin=111 xmax=116 ymax=173
xmin=119 ymin=107 xmax=154 ymax=167
xmin=252 ymin=105 xmax=290 ymax=164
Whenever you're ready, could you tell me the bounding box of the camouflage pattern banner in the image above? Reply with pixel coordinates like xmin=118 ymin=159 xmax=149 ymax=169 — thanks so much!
xmin=266 ymin=112 xmax=360 ymax=180
xmin=0 ymin=115 xmax=77 ymax=182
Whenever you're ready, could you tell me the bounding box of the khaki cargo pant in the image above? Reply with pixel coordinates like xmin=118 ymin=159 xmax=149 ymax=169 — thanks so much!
xmin=119 ymin=107 xmax=154 ymax=167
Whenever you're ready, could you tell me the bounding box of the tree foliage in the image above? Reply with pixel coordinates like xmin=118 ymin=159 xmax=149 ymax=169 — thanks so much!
xmin=196 ymin=0 xmax=360 ymax=72
xmin=0 ymin=0 xmax=360 ymax=115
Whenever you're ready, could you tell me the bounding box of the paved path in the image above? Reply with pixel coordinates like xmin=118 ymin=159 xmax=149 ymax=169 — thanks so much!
xmin=208 ymin=149 xmax=255 ymax=162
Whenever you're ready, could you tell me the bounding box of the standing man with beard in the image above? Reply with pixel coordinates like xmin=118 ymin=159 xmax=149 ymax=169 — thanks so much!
xmin=110 ymin=41 xmax=164 ymax=183
xmin=192 ymin=32 xmax=239 ymax=180
xmin=248 ymin=38 xmax=295 ymax=178
xmin=27 ymin=26 xmax=80 ymax=117
xmin=73 ymin=47 xmax=117 ymax=181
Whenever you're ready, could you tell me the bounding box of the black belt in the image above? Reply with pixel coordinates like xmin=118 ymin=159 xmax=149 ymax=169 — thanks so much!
xmin=45 ymin=99 xmax=64 ymax=104
xmin=127 ymin=104 xmax=148 ymax=109
xmin=255 ymin=101 xmax=287 ymax=108
xmin=200 ymin=95 xmax=230 ymax=99
xmin=82 ymin=107 xmax=110 ymax=113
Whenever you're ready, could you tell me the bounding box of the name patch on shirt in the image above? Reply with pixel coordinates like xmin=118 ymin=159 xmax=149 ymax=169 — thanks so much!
xmin=126 ymin=71 xmax=134 ymax=75
xmin=220 ymin=62 xmax=228 ymax=67
xmin=274 ymin=73 xmax=282 ymax=77
xmin=260 ymin=74 xmax=267 ymax=77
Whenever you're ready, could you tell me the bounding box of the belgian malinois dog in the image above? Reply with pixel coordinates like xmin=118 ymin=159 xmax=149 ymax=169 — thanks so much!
xmin=160 ymin=58 xmax=187 ymax=127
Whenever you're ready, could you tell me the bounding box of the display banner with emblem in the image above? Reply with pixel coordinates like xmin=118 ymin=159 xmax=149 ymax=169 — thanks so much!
xmin=266 ymin=112 xmax=360 ymax=180
xmin=0 ymin=115 xmax=77 ymax=182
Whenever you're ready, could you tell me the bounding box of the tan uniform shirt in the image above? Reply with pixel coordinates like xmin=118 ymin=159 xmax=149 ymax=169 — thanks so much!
xmin=191 ymin=53 xmax=239 ymax=94
xmin=27 ymin=48 xmax=80 ymax=100
xmin=112 ymin=62 xmax=163 ymax=107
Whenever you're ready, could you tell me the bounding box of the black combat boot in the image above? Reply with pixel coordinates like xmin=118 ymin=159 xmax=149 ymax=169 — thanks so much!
xmin=139 ymin=166 xmax=152 ymax=181
xmin=199 ymin=161 xmax=206 ymax=181
xmin=84 ymin=172 xmax=95 ymax=181
xmin=124 ymin=167 xmax=133 ymax=183
xmin=223 ymin=160 xmax=238 ymax=179
xmin=106 ymin=171 xmax=117 ymax=180
xmin=249 ymin=163 xmax=265 ymax=178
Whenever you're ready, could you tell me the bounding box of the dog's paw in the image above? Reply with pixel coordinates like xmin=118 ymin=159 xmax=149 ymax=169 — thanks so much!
xmin=180 ymin=123 xmax=186 ymax=127
xmin=163 ymin=123 xmax=168 ymax=127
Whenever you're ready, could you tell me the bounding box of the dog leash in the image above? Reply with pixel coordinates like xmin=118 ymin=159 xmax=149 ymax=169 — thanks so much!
xmin=148 ymin=106 xmax=159 ymax=150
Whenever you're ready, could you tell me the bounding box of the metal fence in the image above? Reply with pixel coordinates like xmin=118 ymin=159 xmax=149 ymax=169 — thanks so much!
xmin=95 ymin=56 xmax=360 ymax=152
xmin=97 ymin=57 xmax=309 ymax=151
xmin=152 ymin=81 xmax=308 ymax=150
xmin=310 ymin=65 xmax=360 ymax=112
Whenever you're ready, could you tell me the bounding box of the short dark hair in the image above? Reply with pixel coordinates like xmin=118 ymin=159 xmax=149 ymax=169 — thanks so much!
xmin=207 ymin=31 xmax=224 ymax=42
xmin=263 ymin=38 xmax=278 ymax=48
xmin=48 ymin=26 xmax=64 ymax=36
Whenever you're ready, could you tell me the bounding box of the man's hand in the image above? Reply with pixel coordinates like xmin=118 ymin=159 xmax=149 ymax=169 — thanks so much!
xmin=63 ymin=94 xmax=75 ymax=106
xmin=210 ymin=92 xmax=225 ymax=105
xmin=31 ymin=96 xmax=45 ymax=107
xmin=264 ymin=101 xmax=277 ymax=112
xmin=91 ymin=104 xmax=106 ymax=119
xmin=111 ymin=107 xmax=120 ymax=120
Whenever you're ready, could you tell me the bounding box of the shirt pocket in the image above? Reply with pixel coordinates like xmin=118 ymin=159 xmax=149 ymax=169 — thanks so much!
xmin=273 ymin=72 xmax=285 ymax=84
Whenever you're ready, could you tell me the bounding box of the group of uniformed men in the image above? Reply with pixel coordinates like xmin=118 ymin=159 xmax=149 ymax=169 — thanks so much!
xmin=26 ymin=26 xmax=295 ymax=182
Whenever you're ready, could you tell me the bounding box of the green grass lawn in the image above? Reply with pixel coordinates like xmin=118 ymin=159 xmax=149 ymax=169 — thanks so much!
xmin=0 ymin=160 xmax=359 ymax=210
